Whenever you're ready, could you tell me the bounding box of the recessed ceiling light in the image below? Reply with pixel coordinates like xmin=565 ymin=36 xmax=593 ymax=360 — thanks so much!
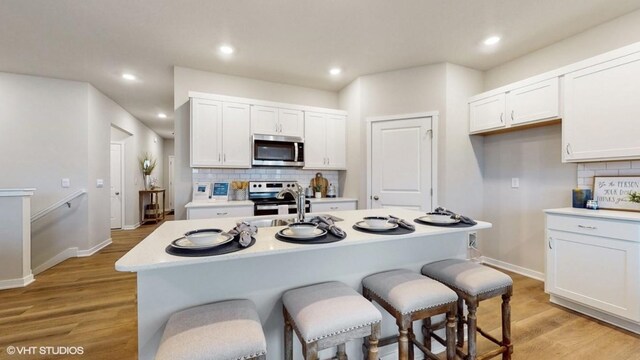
xmin=122 ymin=73 xmax=136 ymax=80
xmin=158 ymin=113 xmax=167 ymax=119
xmin=219 ymin=45 xmax=235 ymax=55
xmin=483 ymin=36 xmax=501 ymax=46
xmin=329 ymin=67 xmax=342 ymax=75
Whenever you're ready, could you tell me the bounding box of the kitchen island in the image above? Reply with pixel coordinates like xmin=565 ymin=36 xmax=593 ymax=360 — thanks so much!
xmin=116 ymin=208 xmax=490 ymax=359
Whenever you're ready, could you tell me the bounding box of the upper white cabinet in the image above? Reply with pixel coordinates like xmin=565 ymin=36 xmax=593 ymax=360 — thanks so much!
xmin=303 ymin=112 xmax=346 ymax=170
xmin=469 ymin=93 xmax=506 ymax=133
xmin=469 ymin=78 xmax=560 ymax=135
xmin=190 ymin=99 xmax=251 ymax=168
xmin=563 ymin=51 xmax=640 ymax=162
xmin=250 ymin=105 xmax=304 ymax=137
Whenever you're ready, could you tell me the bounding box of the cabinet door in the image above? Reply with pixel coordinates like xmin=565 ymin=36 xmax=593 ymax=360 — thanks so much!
xmin=190 ymin=98 xmax=222 ymax=167
xmin=303 ymin=112 xmax=328 ymax=169
xmin=221 ymin=102 xmax=251 ymax=168
xmin=547 ymin=229 xmax=640 ymax=321
xmin=469 ymin=93 xmax=506 ymax=133
xmin=278 ymin=109 xmax=304 ymax=137
xmin=563 ymin=52 xmax=640 ymax=162
xmin=507 ymin=78 xmax=560 ymax=126
xmin=325 ymin=115 xmax=347 ymax=169
xmin=250 ymin=105 xmax=279 ymax=135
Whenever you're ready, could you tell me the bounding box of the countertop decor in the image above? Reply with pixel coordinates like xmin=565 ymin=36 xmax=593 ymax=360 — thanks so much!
xmin=592 ymin=176 xmax=640 ymax=212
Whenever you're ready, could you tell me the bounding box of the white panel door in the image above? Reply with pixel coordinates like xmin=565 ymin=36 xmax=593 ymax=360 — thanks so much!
xmin=326 ymin=114 xmax=346 ymax=169
xmin=303 ymin=112 xmax=328 ymax=169
xmin=250 ymin=105 xmax=279 ymax=135
xmin=191 ymin=99 xmax=222 ymax=167
xmin=371 ymin=118 xmax=432 ymax=211
xmin=278 ymin=109 xmax=304 ymax=137
xmin=110 ymin=143 xmax=123 ymax=229
xmin=507 ymin=78 xmax=560 ymax=126
xmin=221 ymin=102 xmax=251 ymax=168
xmin=469 ymin=93 xmax=506 ymax=133
xmin=167 ymin=155 xmax=174 ymax=211
xmin=563 ymin=51 xmax=640 ymax=162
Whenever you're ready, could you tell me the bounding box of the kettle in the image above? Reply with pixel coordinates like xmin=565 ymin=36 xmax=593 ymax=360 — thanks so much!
xmin=305 ymin=186 xmax=314 ymax=198
xmin=327 ymin=183 xmax=336 ymax=198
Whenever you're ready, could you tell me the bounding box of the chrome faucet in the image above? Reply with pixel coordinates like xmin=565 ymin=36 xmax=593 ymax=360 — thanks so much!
xmin=276 ymin=183 xmax=306 ymax=223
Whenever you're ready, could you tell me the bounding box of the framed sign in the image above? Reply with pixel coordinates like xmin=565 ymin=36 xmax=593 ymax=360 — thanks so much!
xmin=593 ymin=176 xmax=640 ymax=212
xmin=192 ymin=182 xmax=211 ymax=202
xmin=211 ymin=182 xmax=230 ymax=200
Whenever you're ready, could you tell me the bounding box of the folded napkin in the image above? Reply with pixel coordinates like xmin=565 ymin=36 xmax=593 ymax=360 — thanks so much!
xmin=388 ymin=215 xmax=415 ymax=230
xmin=431 ymin=207 xmax=477 ymax=225
xmin=227 ymin=222 xmax=258 ymax=247
xmin=311 ymin=216 xmax=346 ymax=239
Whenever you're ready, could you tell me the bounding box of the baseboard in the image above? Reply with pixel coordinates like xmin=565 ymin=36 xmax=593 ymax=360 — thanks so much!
xmin=480 ymin=256 xmax=545 ymax=281
xmin=123 ymin=222 xmax=141 ymax=230
xmin=33 ymin=248 xmax=77 ymax=275
xmin=0 ymin=274 xmax=35 ymax=290
xmin=550 ymin=295 xmax=640 ymax=334
xmin=77 ymin=238 xmax=112 ymax=257
xmin=379 ymin=342 xmax=446 ymax=360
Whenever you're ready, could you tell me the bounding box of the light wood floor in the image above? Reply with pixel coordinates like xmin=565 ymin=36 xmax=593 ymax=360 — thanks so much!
xmin=0 ymin=218 xmax=638 ymax=359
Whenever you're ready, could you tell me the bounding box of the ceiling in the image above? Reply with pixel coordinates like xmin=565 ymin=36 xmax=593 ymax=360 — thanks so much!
xmin=2 ymin=0 xmax=640 ymax=139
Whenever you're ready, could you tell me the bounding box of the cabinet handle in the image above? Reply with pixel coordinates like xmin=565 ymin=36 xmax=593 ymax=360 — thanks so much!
xmin=217 ymin=212 xmax=228 ymax=216
xmin=327 ymin=158 xmax=330 ymax=165
xmin=548 ymin=237 xmax=553 ymax=249
xmin=500 ymin=113 xmax=504 ymax=123
xmin=218 ymin=153 xmax=221 ymax=162
xmin=566 ymin=143 xmax=572 ymax=155
xmin=330 ymin=206 xmax=339 ymax=210
xmin=223 ymin=153 xmax=226 ymax=162
xmin=578 ymin=225 xmax=597 ymax=230
xmin=511 ymin=110 xmax=514 ymax=120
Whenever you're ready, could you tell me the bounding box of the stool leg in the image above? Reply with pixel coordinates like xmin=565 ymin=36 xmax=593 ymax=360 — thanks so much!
xmin=398 ymin=320 xmax=409 ymax=360
xmin=502 ymin=292 xmax=513 ymax=360
xmin=367 ymin=322 xmax=381 ymax=360
xmin=305 ymin=342 xmax=319 ymax=360
xmin=446 ymin=309 xmax=456 ymax=360
xmin=422 ymin=317 xmax=432 ymax=351
xmin=337 ymin=343 xmax=347 ymax=360
xmin=467 ymin=300 xmax=478 ymax=360
xmin=284 ymin=310 xmax=293 ymax=360
xmin=408 ymin=325 xmax=415 ymax=359
xmin=456 ymin=298 xmax=464 ymax=348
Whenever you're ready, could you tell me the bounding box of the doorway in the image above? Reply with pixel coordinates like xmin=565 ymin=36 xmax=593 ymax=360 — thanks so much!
xmin=110 ymin=142 xmax=124 ymax=229
xmin=366 ymin=113 xmax=438 ymax=211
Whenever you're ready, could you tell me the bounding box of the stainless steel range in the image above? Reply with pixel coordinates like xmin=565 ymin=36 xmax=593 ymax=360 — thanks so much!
xmin=249 ymin=181 xmax=311 ymax=216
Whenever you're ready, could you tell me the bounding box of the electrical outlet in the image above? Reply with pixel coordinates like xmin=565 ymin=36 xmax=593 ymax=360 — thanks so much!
xmin=61 ymin=178 xmax=70 ymax=188
xmin=468 ymin=232 xmax=477 ymax=248
xmin=511 ymin=177 xmax=520 ymax=188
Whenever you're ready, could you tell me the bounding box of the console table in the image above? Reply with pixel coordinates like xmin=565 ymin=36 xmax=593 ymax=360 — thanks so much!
xmin=139 ymin=189 xmax=165 ymax=225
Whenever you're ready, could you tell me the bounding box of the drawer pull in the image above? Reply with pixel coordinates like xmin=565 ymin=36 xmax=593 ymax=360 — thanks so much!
xmin=330 ymin=206 xmax=339 ymax=210
xmin=216 ymin=212 xmax=228 ymax=216
xmin=578 ymin=225 xmax=597 ymax=230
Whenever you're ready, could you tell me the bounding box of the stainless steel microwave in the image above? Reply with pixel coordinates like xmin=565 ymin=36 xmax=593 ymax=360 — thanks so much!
xmin=252 ymin=134 xmax=304 ymax=167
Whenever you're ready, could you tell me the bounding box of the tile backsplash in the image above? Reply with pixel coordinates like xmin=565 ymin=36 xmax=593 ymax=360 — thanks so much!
xmin=193 ymin=168 xmax=339 ymax=192
xmin=577 ymin=160 xmax=640 ymax=189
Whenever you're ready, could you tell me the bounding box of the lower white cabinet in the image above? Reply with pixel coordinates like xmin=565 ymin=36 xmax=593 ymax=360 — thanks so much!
xmin=186 ymin=204 xmax=253 ymax=220
xmin=545 ymin=211 xmax=640 ymax=327
xmin=311 ymin=200 xmax=357 ymax=213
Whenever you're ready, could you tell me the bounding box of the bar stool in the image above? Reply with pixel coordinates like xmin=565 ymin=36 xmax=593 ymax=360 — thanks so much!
xmin=282 ymin=281 xmax=382 ymax=360
xmin=421 ymin=259 xmax=513 ymax=360
xmin=361 ymin=269 xmax=458 ymax=360
xmin=156 ymin=299 xmax=267 ymax=360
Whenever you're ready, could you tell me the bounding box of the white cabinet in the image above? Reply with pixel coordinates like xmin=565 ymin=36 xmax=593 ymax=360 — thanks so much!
xmin=250 ymin=106 xmax=303 ymax=137
xmin=186 ymin=204 xmax=253 ymax=220
xmin=303 ymin=112 xmax=346 ymax=170
xmin=545 ymin=212 xmax=640 ymax=324
xmin=469 ymin=78 xmax=560 ymax=135
xmin=563 ymin=51 xmax=640 ymax=162
xmin=190 ymin=99 xmax=251 ymax=168
xmin=507 ymin=78 xmax=560 ymax=126
xmin=311 ymin=200 xmax=357 ymax=213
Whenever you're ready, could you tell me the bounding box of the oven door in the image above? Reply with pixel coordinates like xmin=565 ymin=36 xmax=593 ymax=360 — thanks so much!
xmin=252 ymin=135 xmax=304 ymax=167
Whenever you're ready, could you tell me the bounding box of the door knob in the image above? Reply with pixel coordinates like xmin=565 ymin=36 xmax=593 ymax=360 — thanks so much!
xmin=373 ymin=195 xmax=379 ymax=200
xmin=115 ymin=192 xmax=120 ymax=195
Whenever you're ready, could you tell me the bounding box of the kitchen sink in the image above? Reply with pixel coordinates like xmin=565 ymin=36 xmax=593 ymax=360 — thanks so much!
xmin=242 ymin=215 xmax=343 ymax=228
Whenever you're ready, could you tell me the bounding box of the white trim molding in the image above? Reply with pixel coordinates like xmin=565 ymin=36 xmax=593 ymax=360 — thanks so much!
xmin=0 ymin=274 xmax=35 ymax=290
xmin=33 ymin=238 xmax=112 ymax=275
xmin=0 ymin=188 xmax=36 ymax=197
xmin=123 ymin=222 xmax=141 ymax=230
xmin=480 ymin=256 xmax=545 ymax=281
xmin=77 ymin=238 xmax=112 ymax=257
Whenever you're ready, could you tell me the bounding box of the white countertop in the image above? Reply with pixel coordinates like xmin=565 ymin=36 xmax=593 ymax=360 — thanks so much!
xmin=115 ymin=208 xmax=490 ymax=272
xmin=185 ymin=200 xmax=254 ymax=208
xmin=545 ymin=207 xmax=640 ymax=222
xmin=307 ymin=197 xmax=357 ymax=203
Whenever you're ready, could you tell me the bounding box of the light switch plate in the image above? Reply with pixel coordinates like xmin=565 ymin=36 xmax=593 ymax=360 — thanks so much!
xmin=511 ymin=178 xmax=520 ymax=188
xmin=96 ymin=179 xmax=104 ymax=188
xmin=61 ymin=178 xmax=70 ymax=188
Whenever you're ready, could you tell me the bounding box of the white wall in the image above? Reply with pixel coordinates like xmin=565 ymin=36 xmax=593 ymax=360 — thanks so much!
xmin=337 ymin=78 xmax=364 ymax=206
xmin=173 ymin=66 xmax=339 ymax=219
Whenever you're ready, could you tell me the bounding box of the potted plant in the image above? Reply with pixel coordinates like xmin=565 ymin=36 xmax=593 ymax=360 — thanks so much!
xmin=313 ymin=184 xmax=322 ymax=199
xmin=629 ymin=191 xmax=640 ymax=204
xmin=139 ymin=153 xmax=157 ymax=190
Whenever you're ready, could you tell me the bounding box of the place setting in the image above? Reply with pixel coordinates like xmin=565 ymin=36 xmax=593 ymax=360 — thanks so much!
xmin=414 ymin=207 xmax=477 ymax=228
xmin=352 ymin=215 xmax=415 ymax=235
xmin=275 ymin=215 xmax=346 ymax=244
xmin=165 ymin=222 xmax=257 ymax=257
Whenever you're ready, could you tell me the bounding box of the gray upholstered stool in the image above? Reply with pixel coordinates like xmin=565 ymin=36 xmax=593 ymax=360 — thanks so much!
xmin=421 ymin=259 xmax=513 ymax=360
xmin=282 ymin=281 xmax=382 ymax=360
xmin=361 ymin=269 xmax=458 ymax=360
xmin=156 ymin=299 xmax=266 ymax=360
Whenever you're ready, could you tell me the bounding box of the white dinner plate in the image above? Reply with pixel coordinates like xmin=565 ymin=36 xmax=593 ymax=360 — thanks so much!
xmin=418 ymin=215 xmax=460 ymax=225
xmin=278 ymin=227 xmax=327 ymax=240
xmin=354 ymin=221 xmax=398 ymax=231
xmin=170 ymin=233 xmax=234 ymax=250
